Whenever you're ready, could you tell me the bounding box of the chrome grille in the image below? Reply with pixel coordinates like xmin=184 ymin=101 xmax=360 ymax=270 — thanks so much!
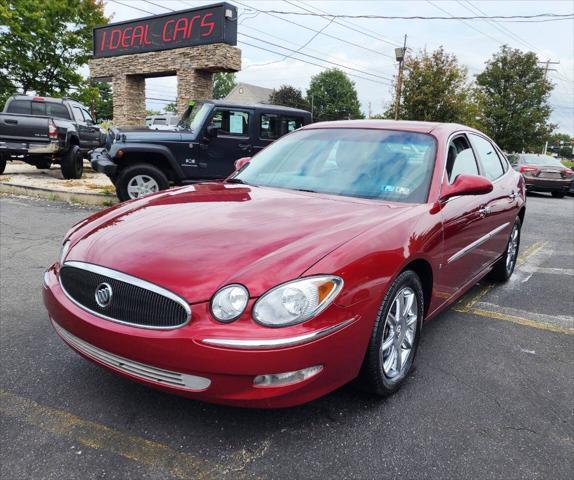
xmin=59 ymin=261 xmax=191 ymax=329
xmin=52 ymin=320 xmax=210 ymax=391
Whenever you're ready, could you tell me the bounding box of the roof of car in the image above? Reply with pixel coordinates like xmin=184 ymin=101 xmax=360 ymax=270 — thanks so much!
xmin=9 ymin=95 xmax=82 ymax=106
xmin=202 ymin=99 xmax=311 ymax=114
xmin=300 ymin=119 xmax=479 ymax=136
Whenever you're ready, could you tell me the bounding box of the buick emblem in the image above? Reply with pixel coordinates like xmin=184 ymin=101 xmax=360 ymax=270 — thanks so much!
xmin=95 ymin=282 xmax=113 ymax=308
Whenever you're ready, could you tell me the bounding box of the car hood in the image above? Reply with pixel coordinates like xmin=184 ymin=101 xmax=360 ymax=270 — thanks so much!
xmin=66 ymin=183 xmax=411 ymax=303
xmin=114 ymin=126 xmax=195 ymax=142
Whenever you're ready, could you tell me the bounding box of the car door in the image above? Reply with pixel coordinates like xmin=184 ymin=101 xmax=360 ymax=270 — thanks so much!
xmin=71 ymin=106 xmax=91 ymax=151
xmin=199 ymin=107 xmax=254 ymax=179
xmin=437 ymin=133 xmax=494 ymax=298
xmin=467 ymin=133 xmax=517 ymax=265
xmin=79 ymin=108 xmax=102 ymax=149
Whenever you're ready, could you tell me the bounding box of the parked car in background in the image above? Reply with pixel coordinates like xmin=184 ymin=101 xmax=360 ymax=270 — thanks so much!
xmin=0 ymin=95 xmax=104 ymax=178
xmin=45 ymin=120 xmax=525 ymax=408
xmin=145 ymin=114 xmax=179 ymax=130
xmin=510 ymin=153 xmax=573 ymax=198
xmin=90 ymin=100 xmax=312 ymax=201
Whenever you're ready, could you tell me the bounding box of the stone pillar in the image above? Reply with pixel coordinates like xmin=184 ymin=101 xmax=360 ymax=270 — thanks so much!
xmin=176 ymin=70 xmax=213 ymax=116
xmin=112 ymin=75 xmax=146 ymax=127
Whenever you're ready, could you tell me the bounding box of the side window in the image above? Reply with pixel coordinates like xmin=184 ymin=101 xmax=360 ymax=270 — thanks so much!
xmin=31 ymin=101 xmax=46 ymax=116
xmin=446 ymin=135 xmax=479 ymax=182
xmin=72 ymin=107 xmax=84 ymax=123
xmin=81 ymin=109 xmax=94 ymax=124
xmin=260 ymin=113 xmax=279 ymax=140
xmin=46 ymin=103 xmax=71 ymax=120
xmin=495 ymin=148 xmax=509 ymax=172
xmin=210 ymin=109 xmax=250 ymax=136
xmin=281 ymin=116 xmax=304 ymax=135
xmin=7 ymin=100 xmax=31 ymax=114
xmin=469 ymin=134 xmax=504 ymax=180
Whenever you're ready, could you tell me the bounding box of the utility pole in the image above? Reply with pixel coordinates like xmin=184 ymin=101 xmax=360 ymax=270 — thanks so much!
xmin=537 ymin=59 xmax=560 ymax=80
xmin=394 ymin=35 xmax=407 ymax=121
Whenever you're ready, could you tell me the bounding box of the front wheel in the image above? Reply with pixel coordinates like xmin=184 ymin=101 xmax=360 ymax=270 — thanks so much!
xmin=115 ymin=164 xmax=169 ymax=202
xmin=551 ymin=191 xmax=565 ymax=198
xmin=488 ymin=217 xmax=521 ymax=282
xmin=358 ymin=270 xmax=424 ymax=396
xmin=61 ymin=145 xmax=83 ymax=179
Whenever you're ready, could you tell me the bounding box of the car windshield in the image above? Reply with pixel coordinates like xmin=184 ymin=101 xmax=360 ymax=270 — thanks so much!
xmin=178 ymin=102 xmax=210 ymax=131
xmin=521 ymin=154 xmax=563 ymax=166
xmin=234 ymin=128 xmax=437 ymax=203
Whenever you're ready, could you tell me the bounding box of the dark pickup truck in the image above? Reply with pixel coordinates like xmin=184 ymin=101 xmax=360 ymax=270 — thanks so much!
xmin=90 ymin=100 xmax=312 ymax=201
xmin=0 ymin=96 xmax=104 ymax=178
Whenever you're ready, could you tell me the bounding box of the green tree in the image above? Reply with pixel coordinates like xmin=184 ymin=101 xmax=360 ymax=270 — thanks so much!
xmin=69 ymin=81 xmax=113 ymax=122
xmin=213 ymin=72 xmax=236 ymax=99
xmin=306 ymin=69 xmax=363 ymax=121
xmin=269 ymin=85 xmax=310 ymax=110
xmin=387 ymin=47 xmax=476 ymax=125
xmin=146 ymin=109 xmax=161 ymax=117
xmin=546 ymin=132 xmax=573 ymax=159
xmin=475 ymin=46 xmax=553 ymax=152
xmin=0 ymin=0 xmax=108 ymax=102
xmin=164 ymin=102 xmax=178 ymax=113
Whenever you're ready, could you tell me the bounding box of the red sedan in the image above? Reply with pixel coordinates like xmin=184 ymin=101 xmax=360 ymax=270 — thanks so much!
xmin=43 ymin=120 xmax=526 ymax=408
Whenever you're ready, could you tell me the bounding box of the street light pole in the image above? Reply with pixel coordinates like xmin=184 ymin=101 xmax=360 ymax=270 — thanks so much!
xmin=394 ymin=35 xmax=407 ymax=121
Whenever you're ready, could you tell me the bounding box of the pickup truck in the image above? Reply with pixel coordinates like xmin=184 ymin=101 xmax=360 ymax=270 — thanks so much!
xmin=90 ymin=100 xmax=312 ymax=201
xmin=0 ymin=95 xmax=105 ymax=178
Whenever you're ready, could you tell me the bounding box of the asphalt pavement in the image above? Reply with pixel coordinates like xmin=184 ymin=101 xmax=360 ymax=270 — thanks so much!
xmin=1 ymin=192 xmax=573 ymax=479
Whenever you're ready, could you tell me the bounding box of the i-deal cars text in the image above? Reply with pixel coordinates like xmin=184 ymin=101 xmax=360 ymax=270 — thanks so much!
xmin=44 ymin=120 xmax=525 ymax=408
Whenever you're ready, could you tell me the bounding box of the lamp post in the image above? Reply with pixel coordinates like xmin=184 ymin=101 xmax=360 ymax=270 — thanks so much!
xmin=394 ymin=35 xmax=407 ymax=121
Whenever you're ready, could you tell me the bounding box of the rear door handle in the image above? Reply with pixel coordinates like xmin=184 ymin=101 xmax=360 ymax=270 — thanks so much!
xmin=508 ymin=191 xmax=517 ymax=200
xmin=238 ymin=143 xmax=252 ymax=150
xmin=479 ymin=207 xmax=491 ymax=217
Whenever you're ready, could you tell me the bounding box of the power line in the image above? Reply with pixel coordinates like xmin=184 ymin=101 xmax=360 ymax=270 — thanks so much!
xmin=109 ymin=0 xmax=155 ymax=16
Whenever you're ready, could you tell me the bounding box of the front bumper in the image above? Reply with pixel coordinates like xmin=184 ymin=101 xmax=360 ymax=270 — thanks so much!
xmin=43 ymin=265 xmax=369 ymax=408
xmin=89 ymin=148 xmax=117 ymax=177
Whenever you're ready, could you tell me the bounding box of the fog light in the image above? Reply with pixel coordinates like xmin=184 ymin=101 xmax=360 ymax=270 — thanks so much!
xmin=253 ymin=365 xmax=323 ymax=387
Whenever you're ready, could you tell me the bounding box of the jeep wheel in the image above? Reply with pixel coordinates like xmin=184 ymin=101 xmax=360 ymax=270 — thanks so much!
xmin=35 ymin=158 xmax=52 ymax=169
xmin=0 ymin=155 xmax=6 ymax=175
xmin=61 ymin=145 xmax=83 ymax=179
xmin=115 ymin=164 xmax=169 ymax=202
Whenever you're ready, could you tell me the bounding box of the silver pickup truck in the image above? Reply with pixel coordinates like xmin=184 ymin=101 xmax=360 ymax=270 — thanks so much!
xmin=0 ymin=96 xmax=105 ymax=179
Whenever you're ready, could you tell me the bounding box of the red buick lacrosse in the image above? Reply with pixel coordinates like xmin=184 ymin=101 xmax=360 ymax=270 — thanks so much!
xmin=43 ymin=120 xmax=525 ymax=408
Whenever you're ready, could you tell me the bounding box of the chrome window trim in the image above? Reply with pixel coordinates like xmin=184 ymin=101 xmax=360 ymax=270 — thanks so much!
xmin=202 ymin=318 xmax=355 ymax=350
xmin=60 ymin=261 xmax=191 ymax=330
xmin=447 ymin=222 xmax=510 ymax=264
xmin=52 ymin=320 xmax=210 ymax=391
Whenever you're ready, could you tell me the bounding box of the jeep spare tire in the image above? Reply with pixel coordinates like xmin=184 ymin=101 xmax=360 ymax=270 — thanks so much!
xmin=61 ymin=145 xmax=83 ymax=179
xmin=115 ymin=164 xmax=169 ymax=202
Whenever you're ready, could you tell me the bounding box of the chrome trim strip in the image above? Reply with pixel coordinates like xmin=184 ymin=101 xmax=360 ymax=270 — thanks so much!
xmin=202 ymin=318 xmax=356 ymax=350
xmin=60 ymin=261 xmax=191 ymax=330
xmin=52 ymin=320 xmax=210 ymax=391
xmin=447 ymin=222 xmax=510 ymax=264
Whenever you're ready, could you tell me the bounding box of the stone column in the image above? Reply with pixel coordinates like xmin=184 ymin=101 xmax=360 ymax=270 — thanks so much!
xmin=176 ymin=70 xmax=214 ymax=116
xmin=112 ymin=74 xmax=146 ymax=126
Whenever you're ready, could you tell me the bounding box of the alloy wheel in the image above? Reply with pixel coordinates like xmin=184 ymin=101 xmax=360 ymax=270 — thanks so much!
xmin=380 ymin=287 xmax=418 ymax=379
xmin=506 ymin=224 xmax=519 ymax=274
xmin=127 ymin=175 xmax=160 ymax=199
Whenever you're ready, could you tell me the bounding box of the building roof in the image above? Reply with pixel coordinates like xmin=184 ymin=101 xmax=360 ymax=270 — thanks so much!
xmin=225 ymin=82 xmax=273 ymax=104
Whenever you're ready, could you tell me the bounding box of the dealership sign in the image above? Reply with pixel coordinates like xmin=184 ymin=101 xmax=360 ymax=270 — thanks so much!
xmin=93 ymin=2 xmax=237 ymax=58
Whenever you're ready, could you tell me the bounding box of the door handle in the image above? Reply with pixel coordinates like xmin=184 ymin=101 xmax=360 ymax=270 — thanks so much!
xmin=479 ymin=207 xmax=491 ymax=217
xmin=238 ymin=143 xmax=252 ymax=150
xmin=508 ymin=191 xmax=517 ymax=200
xmin=4 ymin=119 xmax=17 ymax=124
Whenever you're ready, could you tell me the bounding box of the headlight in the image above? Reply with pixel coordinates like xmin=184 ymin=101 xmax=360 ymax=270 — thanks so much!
xmin=253 ymin=275 xmax=343 ymax=327
xmin=211 ymin=284 xmax=249 ymax=322
xmin=60 ymin=240 xmax=70 ymax=265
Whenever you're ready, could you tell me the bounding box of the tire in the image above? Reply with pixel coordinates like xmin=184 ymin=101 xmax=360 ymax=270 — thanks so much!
xmin=488 ymin=217 xmax=521 ymax=282
xmin=357 ymin=270 xmax=424 ymax=396
xmin=551 ymin=191 xmax=565 ymax=198
xmin=60 ymin=145 xmax=83 ymax=179
xmin=0 ymin=155 xmax=6 ymax=174
xmin=115 ymin=163 xmax=169 ymax=202
xmin=34 ymin=158 xmax=52 ymax=169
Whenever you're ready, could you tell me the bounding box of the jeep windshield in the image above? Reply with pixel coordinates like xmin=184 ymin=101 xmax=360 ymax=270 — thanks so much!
xmin=178 ymin=102 xmax=211 ymax=131
xmin=232 ymin=128 xmax=437 ymax=204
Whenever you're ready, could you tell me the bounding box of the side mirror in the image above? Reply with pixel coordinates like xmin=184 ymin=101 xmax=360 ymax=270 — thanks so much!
xmin=440 ymin=174 xmax=493 ymax=201
xmin=206 ymin=125 xmax=218 ymax=138
xmin=234 ymin=156 xmax=251 ymax=171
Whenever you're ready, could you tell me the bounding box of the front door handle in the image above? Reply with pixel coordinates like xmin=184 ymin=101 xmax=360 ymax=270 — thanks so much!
xmin=238 ymin=143 xmax=252 ymax=150
xmin=508 ymin=191 xmax=517 ymax=200
xmin=479 ymin=207 xmax=491 ymax=217
xmin=4 ymin=119 xmax=17 ymax=125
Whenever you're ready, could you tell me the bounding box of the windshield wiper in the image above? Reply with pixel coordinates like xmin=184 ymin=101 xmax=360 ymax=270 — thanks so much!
xmin=291 ymin=188 xmax=318 ymax=193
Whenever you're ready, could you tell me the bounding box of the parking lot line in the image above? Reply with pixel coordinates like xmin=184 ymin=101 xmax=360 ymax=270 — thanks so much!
xmin=467 ymin=308 xmax=574 ymax=335
xmin=0 ymin=390 xmax=251 ymax=480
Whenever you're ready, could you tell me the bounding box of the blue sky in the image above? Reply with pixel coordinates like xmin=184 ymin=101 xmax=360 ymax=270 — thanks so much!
xmin=100 ymin=0 xmax=574 ymax=135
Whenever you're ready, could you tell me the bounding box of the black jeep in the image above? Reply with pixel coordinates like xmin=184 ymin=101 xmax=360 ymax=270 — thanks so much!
xmin=90 ymin=100 xmax=312 ymax=201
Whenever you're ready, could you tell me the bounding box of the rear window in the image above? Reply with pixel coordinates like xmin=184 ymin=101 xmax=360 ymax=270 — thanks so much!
xmin=6 ymin=100 xmax=31 ymax=114
xmin=259 ymin=114 xmax=304 ymax=140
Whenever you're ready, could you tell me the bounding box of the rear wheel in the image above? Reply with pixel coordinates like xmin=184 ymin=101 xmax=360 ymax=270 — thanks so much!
xmin=60 ymin=145 xmax=83 ymax=179
xmin=115 ymin=164 xmax=169 ymax=202
xmin=358 ymin=270 xmax=424 ymax=396
xmin=34 ymin=158 xmax=52 ymax=169
xmin=489 ymin=217 xmax=521 ymax=282
xmin=0 ymin=155 xmax=6 ymax=174
xmin=551 ymin=191 xmax=565 ymax=198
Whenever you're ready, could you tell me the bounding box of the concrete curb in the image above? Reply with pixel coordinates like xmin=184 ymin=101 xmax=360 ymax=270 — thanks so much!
xmin=0 ymin=182 xmax=117 ymax=206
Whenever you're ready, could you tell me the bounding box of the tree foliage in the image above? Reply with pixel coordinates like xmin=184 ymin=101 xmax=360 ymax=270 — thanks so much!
xmin=0 ymin=0 xmax=108 ymax=104
xmin=213 ymin=72 xmax=236 ymax=99
xmin=475 ymin=46 xmax=553 ymax=152
xmin=164 ymin=102 xmax=178 ymax=113
xmin=68 ymin=81 xmax=113 ymax=122
xmin=269 ymin=85 xmax=310 ymax=110
xmin=306 ymin=69 xmax=363 ymax=121
xmin=388 ymin=47 xmax=476 ymax=125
